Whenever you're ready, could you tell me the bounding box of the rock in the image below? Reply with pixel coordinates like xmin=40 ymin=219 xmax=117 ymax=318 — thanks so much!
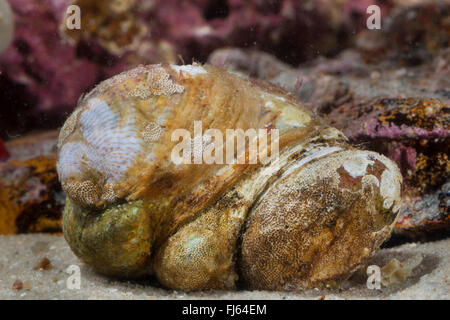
xmin=208 ymin=48 xmax=291 ymax=80
xmin=381 ymin=255 xmax=423 ymax=286
xmin=357 ymin=1 xmax=450 ymax=65
xmin=4 ymin=131 xmax=58 ymax=161
xmin=0 ymin=132 xmax=63 ymax=234
xmin=12 ymin=280 xmax=23 ymax=291
xmin=271 ymin=48 xmax=450 ymax=112
xmin=33 ymin=257 xmax=52 ymax=271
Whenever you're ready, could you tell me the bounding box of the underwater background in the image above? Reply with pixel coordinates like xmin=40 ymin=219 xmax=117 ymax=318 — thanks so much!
xmin=0 ymin=0 xmax=448 ymax=299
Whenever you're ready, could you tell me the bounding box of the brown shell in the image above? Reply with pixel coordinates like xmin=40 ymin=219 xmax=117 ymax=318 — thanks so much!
xmin=58 ymin=64 xmax=403 ymax=290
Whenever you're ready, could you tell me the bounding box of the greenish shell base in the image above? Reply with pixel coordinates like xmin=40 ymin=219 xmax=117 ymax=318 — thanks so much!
xmin=63 ymin=198 xmax=158 ymax=278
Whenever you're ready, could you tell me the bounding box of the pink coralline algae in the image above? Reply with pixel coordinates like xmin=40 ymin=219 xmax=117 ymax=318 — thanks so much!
xmin=0 ymin=0 xmax=100 ymax=112
xmin=0 ymin=0 xmax=398 ymax=140
xmin=340 ymin=99 xmax=450 ymax=142
xmin=152 ymin=0 xmax=393 ymax=64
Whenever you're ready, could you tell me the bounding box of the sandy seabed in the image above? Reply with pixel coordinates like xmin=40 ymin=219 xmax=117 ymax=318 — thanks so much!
xmin=0 ymin=234 xmax=448 ymax=300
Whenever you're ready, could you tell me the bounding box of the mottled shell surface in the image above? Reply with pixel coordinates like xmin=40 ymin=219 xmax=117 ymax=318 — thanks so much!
xmin=58 ymin=63 xmax=313 ymax=232
xmin=58 ymin=63 xmax=402 ymax=290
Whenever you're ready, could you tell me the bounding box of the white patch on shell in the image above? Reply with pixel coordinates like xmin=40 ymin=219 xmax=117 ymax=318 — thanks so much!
xmin=342 ymin=154 xmax=375 ymax=178
xmin=261 ymin=92 xmax=310 ymax=131
xmin=156 ymin=114 xmax=168 ymax=125
xmin=58 ymin=98 xmax=142 ymax=184
xmin=282 ymin=146 xmax=343 ymax=178
xmin=368 ymin=153 xmax=403 ymax=212
xmin=186 ymin=235 xmax=205 ymax=251
xmin=57 ymin=141 xmax=87 ymax=181
xmin=265 ymin=100 xmax=274 ymax=108
xmin=82 ymin=98 xmax=141 ymax=182
xmin=380 ymin=169 xmax=398 ymax=210
xmin=171 ymin=64 xmax=207 ymax=76
xmin=146 ymin=152 xmax=156 ymax=163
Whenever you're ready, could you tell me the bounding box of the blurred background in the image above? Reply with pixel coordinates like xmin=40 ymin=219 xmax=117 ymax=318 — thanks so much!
xmin=0 ymin=0 xmax=448 ymax=243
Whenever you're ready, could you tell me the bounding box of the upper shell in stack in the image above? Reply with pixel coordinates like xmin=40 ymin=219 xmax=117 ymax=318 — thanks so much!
xmin=56 ymin=64 xmax=316 ymax=211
